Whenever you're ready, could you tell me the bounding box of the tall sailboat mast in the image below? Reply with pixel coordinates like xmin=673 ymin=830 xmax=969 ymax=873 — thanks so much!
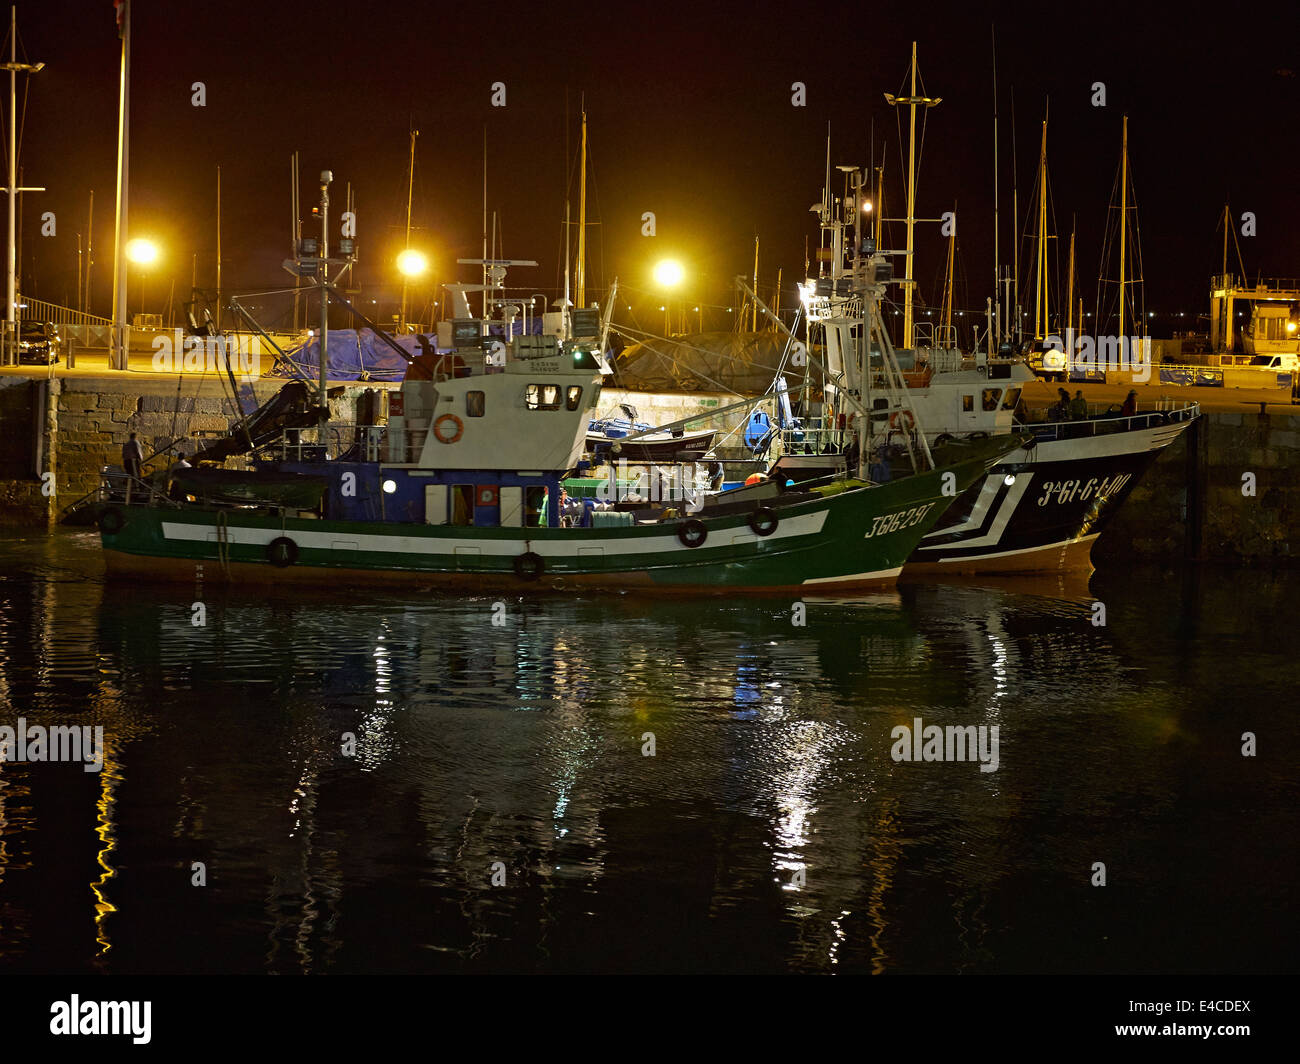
xmin=1033 ymin=112 xmax=1048 ymax=340
xmin=884 ymin=43 xmax=940 ymax=349
xmin=942 ymin=199 xmax=956 ymax=338
xmin=1066 ymin=220 xmax=1076 ymax=337
xmin=1118 ymin=114 xmax=1128 ymax=341
xmin=399 ymin=127 xmax=418 ymax=331
xmin=576 ymin=103 xmax=587 ymax=309
xmin=991 ymin=26 xmax=1000 ymax=347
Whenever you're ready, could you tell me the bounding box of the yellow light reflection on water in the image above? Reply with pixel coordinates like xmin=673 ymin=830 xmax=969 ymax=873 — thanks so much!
xmin=91 ymin=736 xmax=120 ymax=957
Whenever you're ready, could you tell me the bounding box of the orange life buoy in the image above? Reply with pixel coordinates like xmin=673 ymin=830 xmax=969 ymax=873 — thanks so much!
xmin=434 ymin=414 xmax=464 ymax=444
xmin=476 ymin=484 xmax=499 ymax=507
xmin=889 ymin=409 xmax=916 ymax=432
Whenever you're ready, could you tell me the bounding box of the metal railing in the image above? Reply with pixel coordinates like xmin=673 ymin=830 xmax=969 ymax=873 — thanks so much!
xmin=1025 ymin=402 xmax=1200 ymax=442
xmin=16 ymin=295 xmax=114 ymax=327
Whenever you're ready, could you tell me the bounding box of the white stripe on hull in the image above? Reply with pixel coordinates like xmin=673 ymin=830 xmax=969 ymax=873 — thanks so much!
xmin=162 ymin=508 xmax=830 ymax=560
xmin=802 ymin=566 xmax=903 ymax=586
xmin=924 ymin=532 xmax=1100 ymax=565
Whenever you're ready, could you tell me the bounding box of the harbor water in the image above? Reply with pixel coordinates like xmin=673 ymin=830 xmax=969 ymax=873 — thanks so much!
xmin=0 ymin=529 xmax=1294 ymax=973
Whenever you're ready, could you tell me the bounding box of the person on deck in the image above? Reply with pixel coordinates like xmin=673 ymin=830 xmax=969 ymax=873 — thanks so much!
xmin=1047 ymin=390 xmax=1069 ymax=422
xmin=1069 ymin=390 xmax=1088 ymax=420
xmin=1119 ymin=390 xmax=1138 ymax=417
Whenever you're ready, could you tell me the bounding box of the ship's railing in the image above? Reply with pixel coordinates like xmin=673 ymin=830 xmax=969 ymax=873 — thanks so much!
xmin=92 ymin=467 xmax=188 ymax=509
xmin=251 ymin=424 xmax=385 ymax=463
xmin=1025 ymin=401 xmax=1200 ymax=442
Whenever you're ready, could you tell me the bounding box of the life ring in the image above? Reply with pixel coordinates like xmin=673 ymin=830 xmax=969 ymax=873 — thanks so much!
xmin=267 ymin=536 xmax=299 ymax=567
xmin=748 ymin=506 xmax=779 ymax=537
xmin=677 ymin=519 xmax=708 ymax=548
xmin=889 ymin=410 xmax=916 ymax=432
xmin=476 ymin=484 xmax=499 ymax=507
xmin=513 ymin=551 xmax=544 ymax=580
xmin=434 ymin=414 xmax=464 ymax=444
xmin=97 ymin=507 xmax=125 ymax=535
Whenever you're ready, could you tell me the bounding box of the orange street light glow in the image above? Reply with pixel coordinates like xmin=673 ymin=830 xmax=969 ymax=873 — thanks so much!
xmin=396 ymin=249 xmax=429 ymax=277
xmin=653 ymin=259 xmax=684 ymax=288
xmin=125 ymin=238 xmax=159 ymax=265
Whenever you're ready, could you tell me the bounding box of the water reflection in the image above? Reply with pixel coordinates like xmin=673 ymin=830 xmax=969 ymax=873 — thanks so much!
xmin=0 ymin=530 xmax=1294 ymax=973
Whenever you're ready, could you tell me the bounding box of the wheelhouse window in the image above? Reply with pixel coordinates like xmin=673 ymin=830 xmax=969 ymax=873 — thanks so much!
xmin=1001 ymin=387 xmax=1022 ymax=410
xmin=565 ymin=385 xmax=583 ymax=411
xmin=525 ymin=384 xmax=561 ymax=410
xmin=466 ymin=390 xmax=486 ymax=417
xmin=962 ymin=395 xmax=974 ymax=412
xmin=982 ymin=388 xmax=1001 ymax=411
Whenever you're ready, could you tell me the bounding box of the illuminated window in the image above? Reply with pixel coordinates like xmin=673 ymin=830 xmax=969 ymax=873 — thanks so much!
xmin=962 ymin=395 xmax=974 ymax=412
xmin=566 ymin=385 xmax=583 ymax=411
xmin=982 ymin=388 xmax=1001 ymax=412
xmin=466 ymin=390 xmax=486 ymax=417
xmin=1001 ymin=387 xmax=1022 ymax=410
xmin=525 ymin=384 xmax=562 ymax=410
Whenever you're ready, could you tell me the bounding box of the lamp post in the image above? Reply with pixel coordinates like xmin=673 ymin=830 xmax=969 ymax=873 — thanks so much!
xmin=653 ymin=258 xmax=684 ymax=336
xmin=125 ymin=238 xmax=159 ymax=318
xmin=2 ymin=8 xmax=43 ymax=365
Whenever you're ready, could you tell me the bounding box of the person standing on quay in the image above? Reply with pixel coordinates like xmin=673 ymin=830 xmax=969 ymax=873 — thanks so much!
xmin=1069 ymin=390 xmax=1088 ymax=420
xmin=122 ymin=433 xmax=144 ymax=480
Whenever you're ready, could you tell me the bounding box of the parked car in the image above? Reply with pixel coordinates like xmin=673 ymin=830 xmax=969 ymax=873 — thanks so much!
xmin=17 ymin=320 xmax=61 ymax=365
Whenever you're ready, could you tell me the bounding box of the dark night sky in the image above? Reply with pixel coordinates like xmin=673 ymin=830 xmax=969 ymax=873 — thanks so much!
xmin=11 ymin=0 xmax=1300 ymax=337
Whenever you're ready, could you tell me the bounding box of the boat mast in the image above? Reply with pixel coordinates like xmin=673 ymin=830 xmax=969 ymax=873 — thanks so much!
xmin=991 ymin=26 xmax=999 ymax=347
xmin=481 ymin=128 xmax=488 ymax=318
xmin=563 ymin=199 xmax=571 ymax=337
xmin=576 ymin=101 xmax=587 ymax=310
xmin=1066 ymin=219 xmax=1075 ymax=337
xmin=400 ymin=126 xmax=417 ymax=332
xmin=318 ymin=169 xmax=331 ymax=426
xmin=751 ymin=236 xmax=759 ymax=331
xmin=942 ymin=199 xmax=956 ymax=339
xmin=1118 ymin=114 xmax=1127 ymax=342
xmin=1010 ymin=87 xmax=1019 ymax=343
xmin=1033 ymin=111 xmax=1048 ymax=340
xmin=884 ymin=42 xmax=941 ymax=349
xmin=874 ymin=159 xmax=884 ymax=247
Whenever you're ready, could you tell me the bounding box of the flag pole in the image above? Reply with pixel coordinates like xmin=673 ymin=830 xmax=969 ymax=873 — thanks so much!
xmin=110 ymin=0 xmax=130 ymax=370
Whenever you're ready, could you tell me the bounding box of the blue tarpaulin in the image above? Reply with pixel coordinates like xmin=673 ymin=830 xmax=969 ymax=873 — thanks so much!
xmin=272 ymin=329 xmax=417 ymax=382
xmin=272 ymin=321 xmax=548 ymax=382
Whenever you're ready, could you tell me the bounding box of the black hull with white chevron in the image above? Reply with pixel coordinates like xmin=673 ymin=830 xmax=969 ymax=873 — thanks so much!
xmin=908 ymin=404 xmax=1197 ymax=572
xmin=772 ymin=344 xmax=1199 ymax=572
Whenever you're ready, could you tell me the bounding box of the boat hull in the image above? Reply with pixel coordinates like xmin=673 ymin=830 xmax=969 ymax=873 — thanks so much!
xmin=585 ymin=429 xmax=716 ymax=462
xmin=906 ymin=412 xmax=1194 ymax=574
xmin=98 ymin=453 xmax=996 ymax=594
